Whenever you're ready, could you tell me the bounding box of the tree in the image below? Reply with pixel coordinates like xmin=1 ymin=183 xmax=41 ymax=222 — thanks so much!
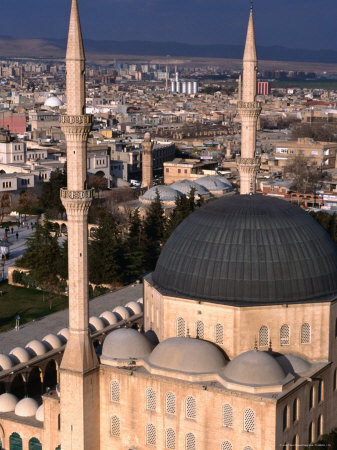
xmin=40 ymin=166 xmax=67 ymax=215
xmin=17 ymin=191 xmax=42 ymax=215
xmin=88 ymin=211 xmax=123 ymax=285
xmin=17 ymin=221 xmax=63 ymax=292
xmin=164 ymin=188 xmax=196 ymax=242
xmin=283 ymin=155 xmax=321 ymax=194
xmin=122 ymin=208 xmax=146 ymax=283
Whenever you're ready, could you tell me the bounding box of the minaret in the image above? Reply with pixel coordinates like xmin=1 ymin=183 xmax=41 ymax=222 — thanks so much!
xmin=59 ymin=1 xmax=99 ymax=449
xmin=236 ymin=4 xmax=262 ymax=194
xmin=141 ymin=132 xmax=154 ymax=189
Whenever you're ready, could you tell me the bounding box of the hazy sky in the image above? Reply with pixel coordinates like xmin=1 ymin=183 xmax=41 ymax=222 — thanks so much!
xmin=2 ymin=0 xmax=337 ymax=50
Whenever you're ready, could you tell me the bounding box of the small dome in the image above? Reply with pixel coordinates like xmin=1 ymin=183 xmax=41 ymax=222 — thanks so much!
xmin=15 ymin=397 xmax=39 ymax=417
xmin=57 ymin=328 xmax=70 ymax=343
xmin=42 ymin=334 xmax=62 ymax=350
xmin=137 ymin=297 xmax=143 ymax=304
xmin=0 ymin=393 xmax=18 ymax=412
xmin=0 ymin=354 xmax=13 ymax=370
xmin=44 ymin=95 xmax=63 ymax=107
xmin=125 ymin=301 xmax=143 ymax=315
xmin=194 ymin=175 xmax=231 ymax=192
xmin=89 ymin=316 xmax=105 ymax=331
xmin=140 ymin=185 xmax=181 ymax=203
xmin=9 ymin=347 xmax=30 ymax=364
xmin=99 ymin=311 xmax=119 ymax=325
xmin=170 ymin=180 xmax=209 ymax=196
xmin=35 ymin=404 xmax=44 ymax=422
xmin=148 ymin=337 xmax=227 ymax=374
xmin=101 ymin=328 xmax=154 ymax=361
xmin=113 ymin=306 xmax=130 ymax=320
xmin=223 ymin=350 xmax=286 ymax=386
xmin=25 ymin=340 xmax=47 ymax=357
xmin=274 ymin=353 xmax=311 ymax=375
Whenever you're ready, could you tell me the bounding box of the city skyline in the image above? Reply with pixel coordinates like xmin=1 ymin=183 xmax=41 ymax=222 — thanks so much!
xmin=1 ymin=0 xmax=337 ymax=51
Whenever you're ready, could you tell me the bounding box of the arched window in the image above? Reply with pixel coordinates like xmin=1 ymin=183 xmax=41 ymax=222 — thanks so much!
xmin=185 ymin=396 xmax=196 ymax=419
xmin=309 ymin=386 xmax=315 ymax=410
xmin=176 ymin=317 xmax=186 ymax=337
xmin=165 ymin=392 xmax=176 ymax=415
xmin=283 ymin=405 xmax=289 ymax=431
xmin=280 ymin=324 xmax=290 ymax=346
xmin=259 ymin=325 xmax=269 ymax=347
xmin=221 ymin=442 xmax=232 ymax=450
xmin=146 ymin=388 xmax=156 ymax=411
xmin=317 ymin=415 xmax=323 ymax=437
xmin=292 ymin=398 xmax=299 ymax=423
xmin=55 ymin=447 xmax=61 ymax=450
xmin=318 ymin=380 xmax=324 ymax=403
xmin=308 ymin=422 xmax=314 ymax=444
xmin=29 ymin=438 xmax=42 ymax=450
xmin=110 ymin=380 xmax=120 ymax=403
xmin=10 ymin=433 xmax=22 ymax=450
xmin=166 ymin=428 xmax=176 ymax=449
xmin=301 ymin=323 xmax=311 ymax=344
xmin=195 ymin=320 xmax=204 ymax=339
xmin=146 ymin=424 xmax=156 ymax=446
xmin=185 ymin=433 xmax=196 ymax=450
xmin=110 ymin=416 xmax=120 ymax=437
xmin=215 ymin=323 xmax=224 ymax=344
xmin=243 ymin=408 xmax=255 ymax=433
xmin=292 ymin=435 xmax=299 ymax=450
xmin=222 ymin=404 xmax=233 ymax=428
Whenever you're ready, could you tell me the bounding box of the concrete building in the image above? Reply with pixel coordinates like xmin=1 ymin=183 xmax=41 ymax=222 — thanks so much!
xmin=164 ymin=158 xmax=218 ymax=184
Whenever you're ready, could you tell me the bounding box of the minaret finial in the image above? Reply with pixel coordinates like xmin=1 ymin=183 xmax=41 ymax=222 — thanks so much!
xmin=250 ymin=0 xmax=253 ymax=11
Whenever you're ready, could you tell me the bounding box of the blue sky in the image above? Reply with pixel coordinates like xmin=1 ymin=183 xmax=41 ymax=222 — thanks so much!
xmin=2 ymin=0 xmax=337 ymax=50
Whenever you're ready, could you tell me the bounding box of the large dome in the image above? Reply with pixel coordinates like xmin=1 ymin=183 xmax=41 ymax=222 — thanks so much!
xmin=152 ymin=195 xmax=337 ymax=305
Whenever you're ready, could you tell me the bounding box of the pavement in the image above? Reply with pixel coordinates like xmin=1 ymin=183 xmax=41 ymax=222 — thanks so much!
xmin=0 ymin=283 xmax=143 ymax=354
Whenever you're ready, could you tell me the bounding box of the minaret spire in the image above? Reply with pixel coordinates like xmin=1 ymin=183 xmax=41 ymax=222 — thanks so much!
xmin=60 ymin=1 xmax=99 ymax=449
xmin=236 ymin=5 xmax=261 ymax=194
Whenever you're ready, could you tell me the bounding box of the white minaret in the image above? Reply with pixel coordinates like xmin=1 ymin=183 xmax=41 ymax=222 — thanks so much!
xmin=236 ymin=4 xmax=261 ymax=194
xmin=60 ymin=1 xmax=99 ymax=449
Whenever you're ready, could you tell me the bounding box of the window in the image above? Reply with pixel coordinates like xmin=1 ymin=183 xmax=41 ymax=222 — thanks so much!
xmin=176 ymin=317 xmax=185 ymax=337
xmin=243 ymin=408 xmax=255 ymax=433
xmin=185 ymin=433 xmax=195 ymax=450
xmin=280 ymin=324 xmax=290 ymax=346
xmin=110 ymin=416 xmax=120 ymax=437
xmin=186 ymin=396 xmax=196 ymax=419
xmin=292 ymin=398 xmax=299 ymax=423
xmin=146 ymin=424 xmax=156 ymax=446
xmin=222 ymin=404 xmax=233 ymax=428
xmin=317 ymin=415 xmax=323 ymax=437
xmin=178 ymin=169 xmax=181 ymax=174
xmin=10 ymin=433 xmax=22 ymax=450
xmin=110 ymin=380 xmax=120 ymax=403
xmin=146 ymin=388 xmax=156 ymax=411
xmin=301 ymin=323 xmax=311 ymax=344
xmin=195 ymin=320 xmax=204 ymax=339
xmin=184 ymin=169 xmax=187 ymax=174
xmin=259 ymin=325 xmax=269 ymax=347
xmin=166 ymin=168 xmax=169 ymax=173
xmin=29 ymin=438 xmax=42 ymax=450
xmin=165 ymin=392 xmax=176 ymax=415
xmin=283 ymin=405 xmax=289 ymax=431
xmin=334 ymin=369 xmax=337 ymax=391
xmin=215 ymin=323 xmax=224 ymax=344
xmin=221 ymin=442 xmax=232 ymax=450
xmin=309 ymin=386 xmax=315 ymax=410
xmin=308 ymin=422 xmax=314 ymax=444
xmin=292 ymin=434 xmax=299 ymax=450
xmin=166 ymin=428 xmax=175 ymax=449
xmin=318 ymin=380 xmax=324 ymax=403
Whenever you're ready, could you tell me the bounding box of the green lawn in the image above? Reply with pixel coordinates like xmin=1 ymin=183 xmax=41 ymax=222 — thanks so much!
xmin=0 ymin=281 xmax=68 ymax=333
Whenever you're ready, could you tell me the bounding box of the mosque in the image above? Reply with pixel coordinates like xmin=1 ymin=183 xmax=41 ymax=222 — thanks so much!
xmin=0 ymin=1 xmax=337 ymax=450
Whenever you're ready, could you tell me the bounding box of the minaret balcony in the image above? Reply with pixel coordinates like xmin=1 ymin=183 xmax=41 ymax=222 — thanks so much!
xmin=60 ymin=114 xmax=94 ymax=125
xmin=60 ymin=188 xmax=94 ymax=200
xmin=237 ymin=101 xmax=262 ymax=110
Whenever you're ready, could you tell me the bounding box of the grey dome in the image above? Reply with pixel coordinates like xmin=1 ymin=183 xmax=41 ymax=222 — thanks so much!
xmin=152 ymin=195 xmax=337 ymax=305
xmin=223 ymin=350 xmax=286 ymax=386
xmin=148 ymin=337 xmax=227 ymax=374
xmin=140 ymin=185 xmax=181 ymax=203
xmin=194 ymin=175 xmax=231 ymax=191
xmin=274 ymin=353 xmax=311 ymax=375
xmin=170 ymin=180 xmax=209 ymax=196
xmin=101 ymin=328 xmax=154 ymax=361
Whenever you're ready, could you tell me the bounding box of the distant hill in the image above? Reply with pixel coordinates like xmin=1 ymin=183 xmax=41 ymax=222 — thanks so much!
xmin=0 ymin=36 xmax=336 ymax=64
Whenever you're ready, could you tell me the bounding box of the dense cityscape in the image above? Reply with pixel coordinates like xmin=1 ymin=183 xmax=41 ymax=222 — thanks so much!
xmin=0 ymin=1 xmax=336 ymax=450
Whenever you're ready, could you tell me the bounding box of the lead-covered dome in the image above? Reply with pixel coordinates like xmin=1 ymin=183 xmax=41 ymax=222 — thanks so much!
xmin=148 ymin=337 xmax=227 ymax=374
xmin=101 ymin=328 xmax=154 ymax=361
xmin=223 ymin=350 xmax=286 ymax=386
xmin=152 ymin=195 xmax=337 ymax=305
